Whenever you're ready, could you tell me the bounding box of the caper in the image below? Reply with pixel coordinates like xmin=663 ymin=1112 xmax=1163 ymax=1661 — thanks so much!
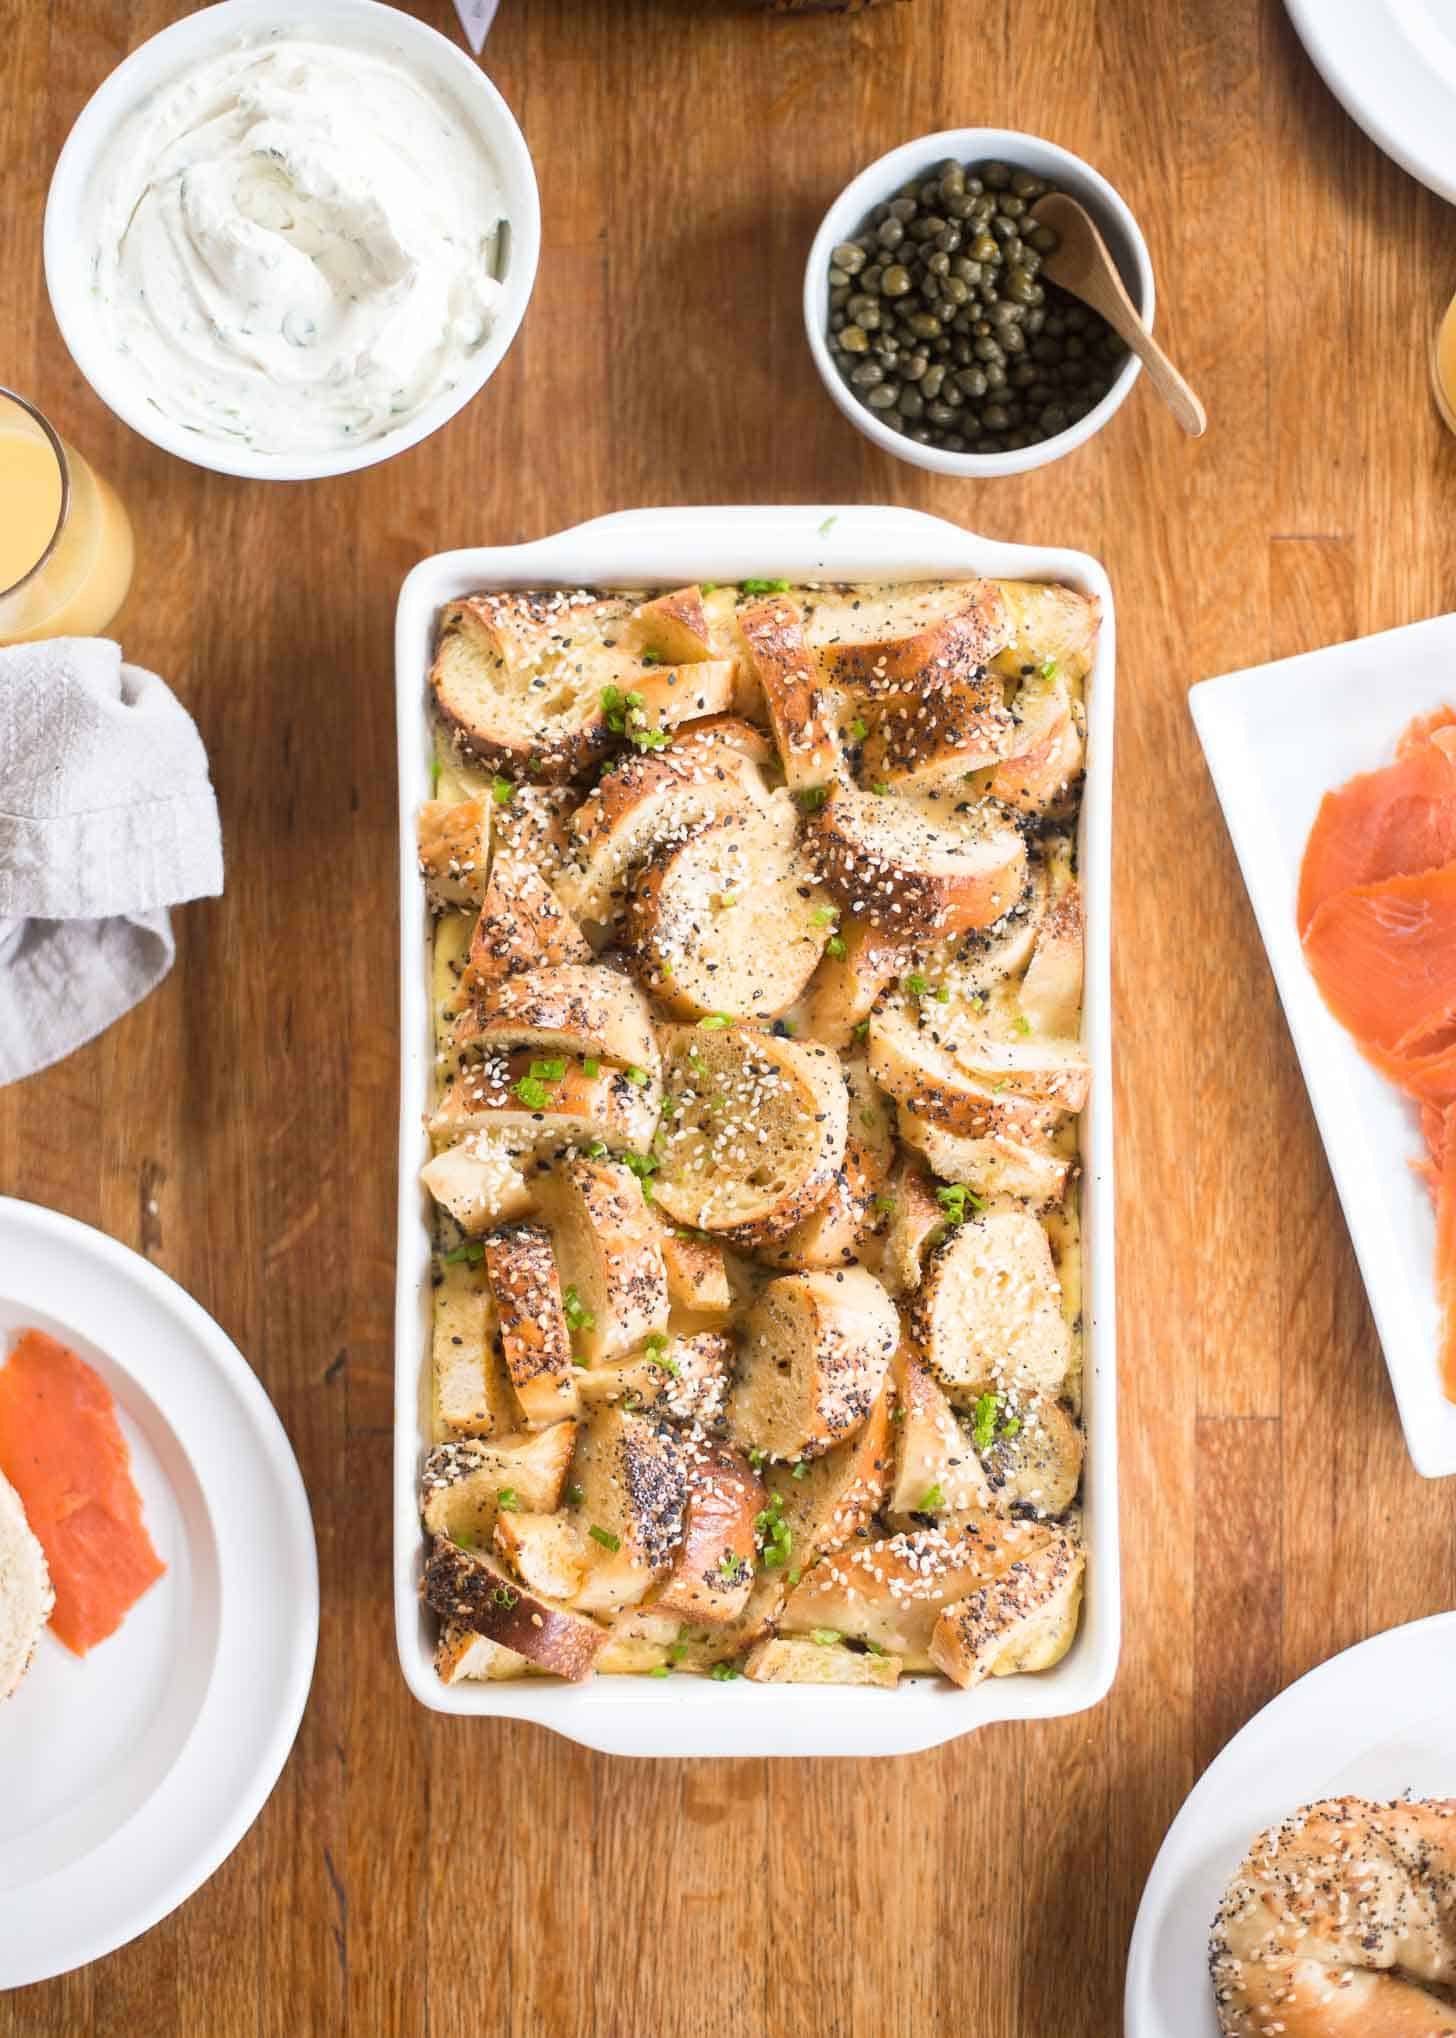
xmin=829 ymin=267 xmax=850 ymax=290
xmin=850 ymin=360 xmax=885 ymax=387
xmin=862 ymin=264 xmax=884 ymax=293
xmin=866 ymin=383 xmax=899 ymax=410
xmin=1000 ymin=194 xmax=1027 ymax=220
xmin=903 ymin=351 xmax=929 ymax=380
xmin=927 ymin=250 xmax=951 ymax=277
xmin=973 ymin=336 xmax=1005 ymax=365
xmin=1011 ymin=171 xmax=1047 ymax=200
xmin=1040 ymin=403 xmax=1070 ymax=433
xmin=1001 ymin=324 xmax=1027 ymax=355
xmin=926 ymin=401 xmax=956 ymax=426
xmin=954 ymin=366 xmax=988 ymax=399
xmin=840 ymin=325 xmax=870 ymax=353
xmin=970 ymin=234 xmax=999 ymax=264
xmin=889 ymin=196 xmax=918 ymax=222
xmin=921 ymin=364 xmax=947 ymax=398
xmin=833 ymin=242 xmax=867 ymax=275
xmin=984 ymin=361 xmax=1008 ymax=390
xmin=982 ymin=403 xmax=1011 ymax=429
xmin=941 ymin=276 xmax=971 ymax=307
xmin=945 ymin=192 xmax=976 ymax=220
xmin=982 ymin=161 xmax=1012 ymax=189
xmin=938 ymin=161 xmax=966 ymax=197
xmin=1027 ymin=224 xmax=1060 ymax=255
xmin=881 ymin=265 xmax=913 ymax=297
xmin=898 ymin=386 xmax=925 ymax=420
xmin=988 ymin=299 xmax=1023 ymax=328
xmin=991 ymin=214 xmax=1019 ymax=243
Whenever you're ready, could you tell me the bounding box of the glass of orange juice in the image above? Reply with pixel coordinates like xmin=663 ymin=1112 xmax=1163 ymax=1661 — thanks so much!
xmin=0 ymin=388 xmax=135 ymax=644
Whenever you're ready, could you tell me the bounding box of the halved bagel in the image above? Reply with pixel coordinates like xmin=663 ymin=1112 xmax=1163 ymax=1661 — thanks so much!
xmin=799 ymin=912 xmax=909 ymax=1050
xmin=867 ymin=999 xmax=1060 ymax=1140
xmin=535 ymin=1156 xmax=669 ymax=1366
xmin=1018 ymin=866 xmax=1085 ymax=1039
xmin=928 ymin=1529 xmax=1084 ymax=1686
xmin=802 ymin=579 xmax=1009 ymax=696
xmin=887 ymin=1346 xmax=993 ymax=1523
xmin=761 ymin=1056 xmax=894 ymax=1271
xmin=417 ymin=798 xmax=491 ymax=911
xmin=624 ymin=585 xmax=718 ymax=664
xmin=434 ymin=1624 xmax=530 ymax=1683
xmin=431 ymin=1255 xmax=515 ymax=1439
xmin=480 ymin=1223 xmax=581 ymax=1427
xmin=0 ymin=1472 xmax=52 ymax=1700
xmin=912 ymin=1210 xmax=1071 ymax=1399
xmin=805 ymin=781 xmax=1027 ymax=941
xmin=460 ymin=849 xmax=593 ymax=999
xmin=558 ymin=730 xmax=770 ymax=927
xmin=431 ymin=1049 xmax=660 ymax=1154
xmin=779 ymin=1515 xmax=1051 ymax=1665
xmin=420 ymin=1135 xmax=535 ymax=1236
xmin=493 ymin=1510 xmax=590 ymax=1601
xmin=860 ymin=670 xmax=1013 ymax=795
xmin=423 ymin=1534 xmax=607 ymax=1681
xmin=898 ymin=1107 xmax=1073 ymax=1211
xmin=569 ymin=1405 xmax=690 ymax=1613
xmin=909 ymin=979 xmax=1090 ymax=1114
xmin=649 ymin=1214 xmax=733 ymax=1314
xmin=623 ymin=797 xmax=830 ymax=1020
xmin=991 ymin=579 xmax=1100 ymax=682
xmin=653 ymin=1026 xmax=848 ymax=1243
xmin=648 ymin=1442 xmax=763 ymax=1626
xmin=922 ymin=853 xmax=1048 ymax=1001
xmin=738 ymin=595 xmax=841 ymax=790
xmin=726 ymin=1266 xmax=898 ymax=1461
xmin=467 ymin=963 xmax=660 ymax=1077
xmin=490 ymin=783 xmax=580 ymax=881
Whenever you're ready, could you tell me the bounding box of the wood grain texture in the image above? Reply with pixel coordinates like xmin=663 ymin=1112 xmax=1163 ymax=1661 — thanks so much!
xmin=4 ymin=0 xmax=1456 ymax=2031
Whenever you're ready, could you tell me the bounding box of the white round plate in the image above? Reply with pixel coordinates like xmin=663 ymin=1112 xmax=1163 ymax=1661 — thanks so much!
xmin=1286 ymin=0 xmax=1456 ymax=204
xmin=1125 ymin=1612 xmax=1456 ymax=2036
xmin=0 ymin=1198 xmax=317 ymax=1987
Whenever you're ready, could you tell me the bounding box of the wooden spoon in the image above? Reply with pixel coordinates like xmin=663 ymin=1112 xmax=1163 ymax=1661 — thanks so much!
xmin=1029 ymin=192 xmax=1206 ymax=438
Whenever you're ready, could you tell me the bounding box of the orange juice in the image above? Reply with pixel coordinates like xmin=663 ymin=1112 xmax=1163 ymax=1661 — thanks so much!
xmin=1433 ymin=293 xmax=1456 ymax=436
xmin=0 ymin=393 xmax=134 ymax=644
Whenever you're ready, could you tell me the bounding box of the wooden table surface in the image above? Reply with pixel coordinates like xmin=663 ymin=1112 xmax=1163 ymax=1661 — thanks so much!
xmin=5 ymin=1 xmax=1456 ymax=2031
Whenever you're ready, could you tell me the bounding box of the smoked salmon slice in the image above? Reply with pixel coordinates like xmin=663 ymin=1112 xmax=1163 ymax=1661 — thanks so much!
xmin=1297 ymin=728 xmax=1456 ymax=935
xmin=0 ymin=1329 xmax=165 ymax=1655
xmin=1298 ymin=708 xmax=1456 ymax=1406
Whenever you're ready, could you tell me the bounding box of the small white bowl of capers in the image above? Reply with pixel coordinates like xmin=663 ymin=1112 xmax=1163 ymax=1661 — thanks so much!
xmin=804 ymin=128 xmax=1154 ymax=477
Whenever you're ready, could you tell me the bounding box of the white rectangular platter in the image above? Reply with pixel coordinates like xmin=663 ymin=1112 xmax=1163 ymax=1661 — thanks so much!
xmin=1191 ymin=611 xmax=1456 ymax=1478
xmin=394 ymin=504 xmax=1119 ymax=1755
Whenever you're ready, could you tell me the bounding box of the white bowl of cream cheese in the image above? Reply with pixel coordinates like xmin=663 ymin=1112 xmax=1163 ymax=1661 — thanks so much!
xmin=45 ymin=0 xmax=539 ymax=480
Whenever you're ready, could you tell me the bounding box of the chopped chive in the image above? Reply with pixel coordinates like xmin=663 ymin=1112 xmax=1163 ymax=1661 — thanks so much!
xmin=817 ymin=515 xmax=838 ymax=537
xmin=747 ymin=1447 xmax=766 ymax=1470
xmin=1015 ymin=1013 xmax=1033 ymax=1035
xmin=566 ymin=1483 xmax=585 ymax=1505
xmin=512 ymin=1075 xmax=551 ymax=1109
xmin=796 ymin=786 xmax=829 ymax=813
xmin=919 ymin=1483 xmax=945 ymax=1511
xmin=491 ymin=776 xmax=514 ymax=805
xmin=1040 ymin=657 xmax=1058 ymax=679
xmin=529 ymin=1057 xmax=565 ymax=1080
xmin=648 ymin=1662 xmax=671 ymax=1677
xmin=790 ymin=1461 xmax=808 ymax=1481
xmin=641 ymin=650 xmax=662 ymax=666
xmin=852 ymin=1018 xmax=870 ymax=1041
xmin=588 ymin=1525 xmax=621 ymax=1552
xmin=429 ymin=755 xmax=442 ymax=790
xmin=709 ymin=1662 xmax=740 ymax=1680
xmin=586 ymin=1139 xmax=609 ymax=1158
xmin=491 ymin=1583 xmax=518 ymax=1608
xmin=848 ymin=716 xmax=867 ymax=742
xmin=441 ymin=1240 xmax=484 ymax=1265
xmin=496 ymin=1486 xmax=520 ymax=1512
xmin=904 ymin=972 xmax=929 ymax=997
xmin=972 ymin=1392 xmax=1001 ymax=1453
xmin=583 ymin=1057 xmax=601 ymax=1077
xmin=812 ymin=905 xmax=838 ymax=926
xmin=624 ymin=1065 xmax=650 ymax=1087
xmin=787 ymin=1568 xmax=801 ymax=1587
xmin=810 ymin=1627 xmax=841 ymax=1647
xmin=698 ymin=1013 xmax=733 ymax=1029
xmin=668 ymin=1641 xmax=688 ymax=1662
xmin=741 ymin=577 xmax=789 ymax=595
xmin=562 ymin=1284 xmax=596 ymax=1333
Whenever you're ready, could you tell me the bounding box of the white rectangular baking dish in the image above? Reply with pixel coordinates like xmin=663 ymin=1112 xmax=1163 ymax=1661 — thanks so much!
xmin=393 ymin=505 xmax=1119 ymax=1756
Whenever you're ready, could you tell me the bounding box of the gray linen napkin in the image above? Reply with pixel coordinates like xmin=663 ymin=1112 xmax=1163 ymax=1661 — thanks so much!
xmin=0 ymin=638 xmax=223 ymax=1084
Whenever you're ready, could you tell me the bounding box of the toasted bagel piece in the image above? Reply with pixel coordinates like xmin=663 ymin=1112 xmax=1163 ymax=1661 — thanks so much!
xmin=493 ymin=1510 xmax=590 ymax=1601
xmin=860 ymin=669 xmax=1014 ymax=795
xmin=434 ymin=1623 xmax=530 ymax=1683
xmin=420 ymin=1426 xmax=578 ymax=1540
xmin=574 ymin=1328 xmax=734 ymax=1425
xmin=420 ymin=1136 xmax=535 ymax=1237
xmin=569 ymin=1405 xmax=690 ymax=1614
xmin=665 ymin=712 xmax=778 ymax=772
xmin=432 ymin=590 xmax=631 ymax=781
xmin=744 ymin=1637 xmax=902 ymax=1688
xmin=928 ymin=1530 xmax=1084 ymax=1687
xmin=991 ymin=580 xmax=1100 ymax=682
xmin=0 ymin=1471 xmax=53 ymax=1701
xmin=624 ymin=585 xmax=717 ymax=664
xmin=481 ymin=1223 xmax=580 ymax=1427
xmin=913 ymin=1210 xmax=1071 ymax=1399
xmin=1019 ymin=866 xmax=1085 ymax=1039
xmin=649 ymin=1213 xmax=733 ymax=1314
xmin=761 ymin=1056 xmax=893 ymax=1271
xmin=878 ymin=1154 xmax=947 ymax=1297
xmin=780 ymin=1515 xmax=1052 ymax=1665
xmin=923 ymin=855 xmax=1048 ymax=1001
xmin=418 ymin=798 xmax=491 ymax=910
xmin=980 ymin=1392 xmax=1084 ymax=1516
xmin=535 ymin=1156 xmax=669 ymax=1366
xmin=983 ymin=670 xmax=1084 ymax=818
xmin=806 ymin=782 xmax=1027 ymax=941
xmin=424 ymin=1534 xmax=607 ymax=1682
xmin=803 ymin=579 xmax=1009 ymax=696
xmin=738 ymin=595 xmax=840 ymax=791
xmin=431 ymin=1049 xmax=659 ymax=1154
xmin=654 ymin=1027 xmax=848 ymax=1244
xmin=868 ymin=998 xmax=1066 ymax=1140
xmin=490 ymin=783 xmax=580 ymax=880
xmin=727 ymin=1266 xmax=898 ymax=1462
xmin=887 ymin=1346 xmax=993 ymax=1523
xmin=558 ymin=731 xmax=770 ymax=927
xmin=648 ymin=1442 xmax=763 ymax=1626
xmin=799 ymin=913 xmax=909 ymax=1050
xmin=624 ymin=798 xmax=830 ymax=1020
xmin=460 ymin=848 xmax=593 ymax=999
xmin=432 ymin=592 xmax=733 ymax=782
xmin=431 ymin=1256 xmax=516 ymax=1439
xmin=898 ymin=1107 xmax=1073 ymax=1211
xmin=910 ymin=979 xmax=1089 ymax=1115
xmin=469 ymin=963 xmax=660 ymax=1077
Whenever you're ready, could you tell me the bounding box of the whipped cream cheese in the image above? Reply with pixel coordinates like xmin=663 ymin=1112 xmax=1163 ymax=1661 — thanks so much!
xmin=90 ymin=33 xmax=506 ymax=454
